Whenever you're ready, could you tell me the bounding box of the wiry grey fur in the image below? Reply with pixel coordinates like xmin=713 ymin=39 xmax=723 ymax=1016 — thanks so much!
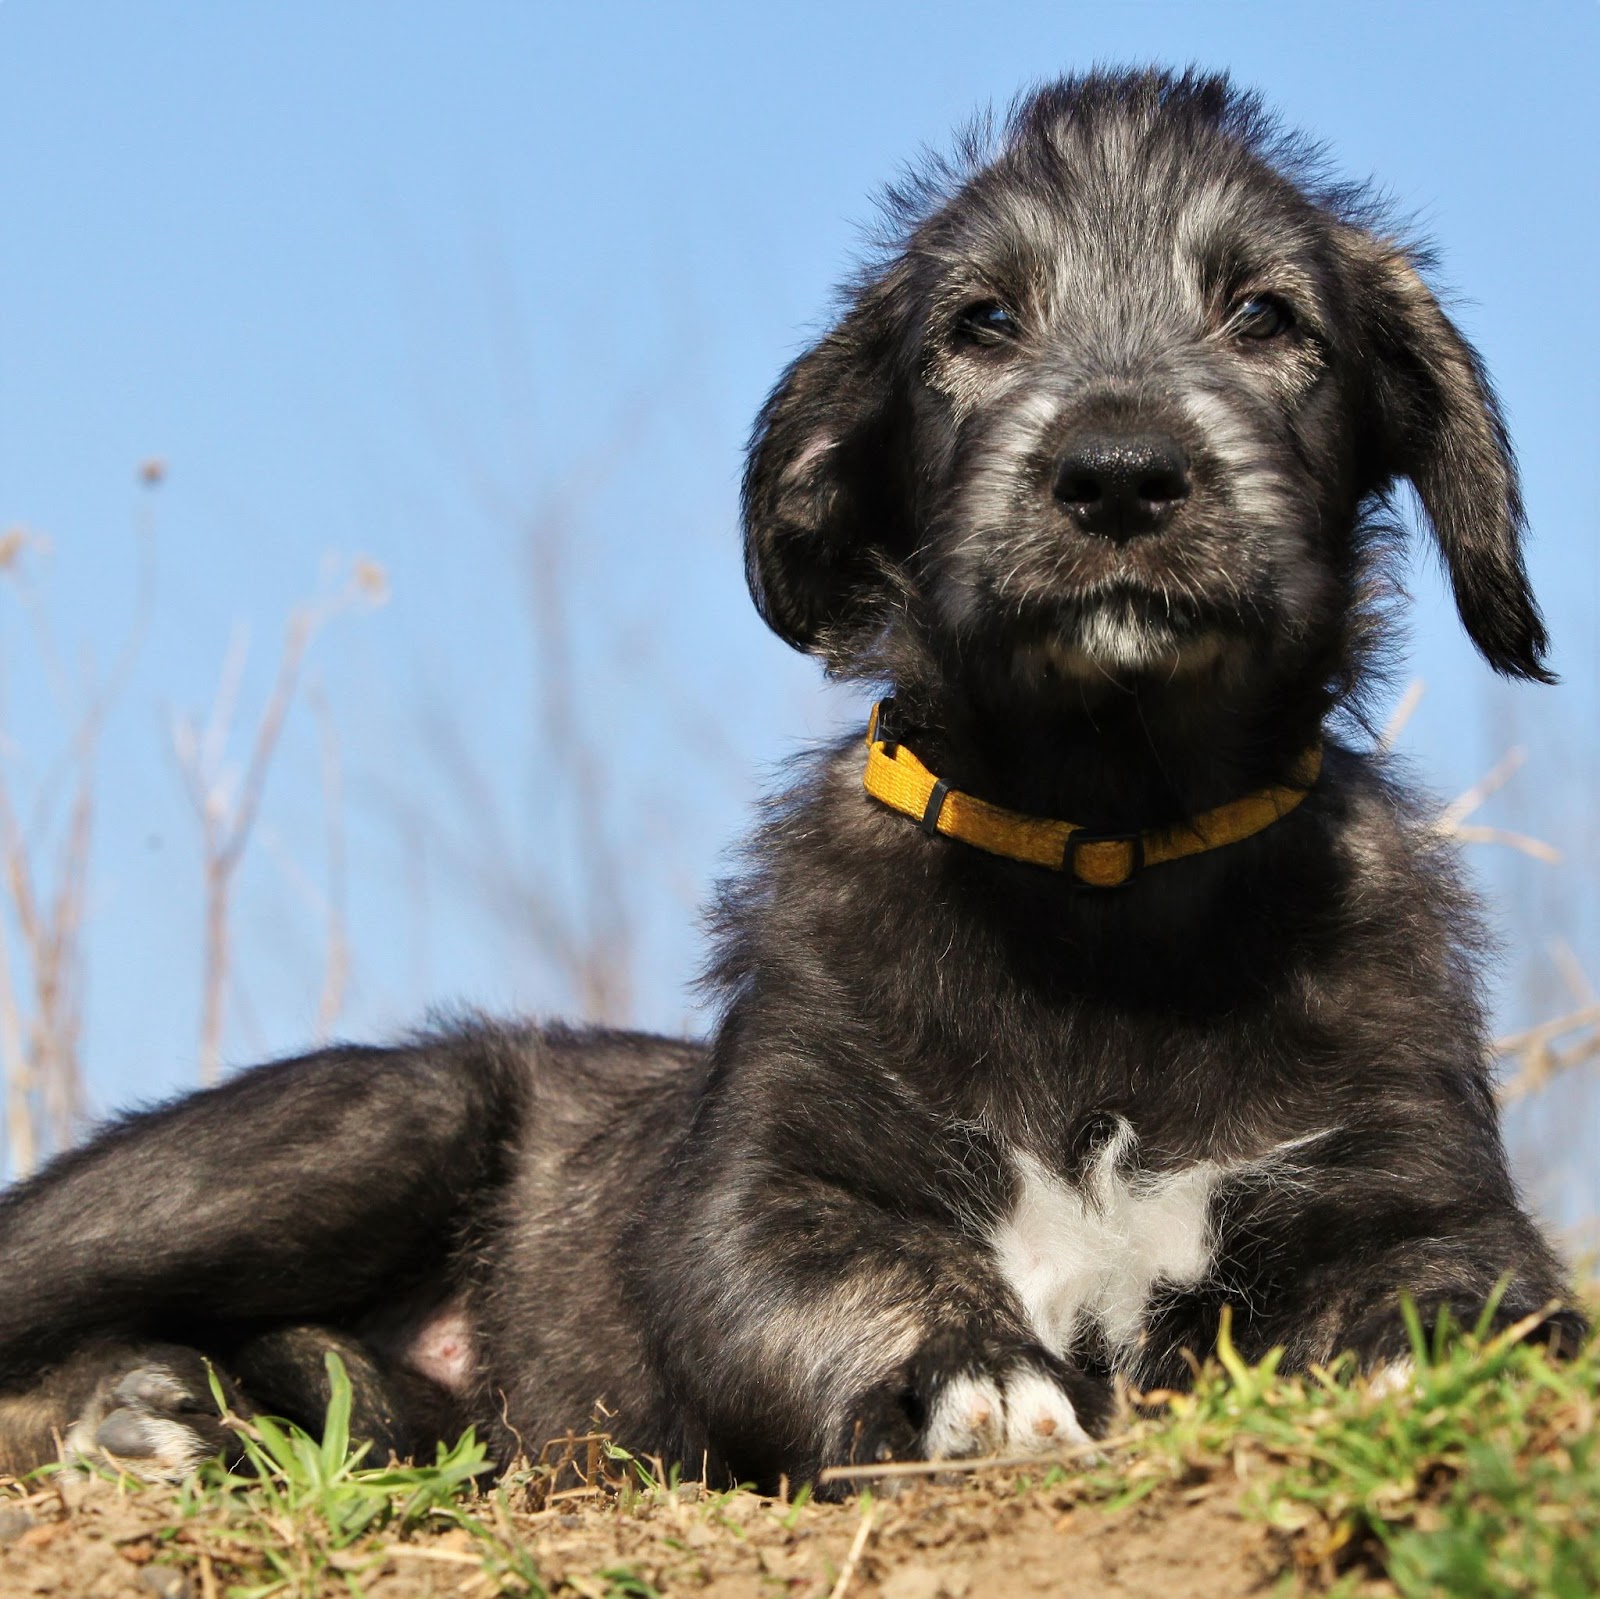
xmin=0 ymin=69 xmax=1582 ymax=1493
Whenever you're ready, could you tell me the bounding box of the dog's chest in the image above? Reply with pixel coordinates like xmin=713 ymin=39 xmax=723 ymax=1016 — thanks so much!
xmin=986 ymin=1122 xmax=1228 ymax=1359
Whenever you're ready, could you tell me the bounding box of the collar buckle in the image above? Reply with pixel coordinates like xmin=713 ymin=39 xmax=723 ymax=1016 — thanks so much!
xmin=868 ymin=696 xmax=901 ymax=756
xmin=1062 ymin=828 xmax=1145 ymax=889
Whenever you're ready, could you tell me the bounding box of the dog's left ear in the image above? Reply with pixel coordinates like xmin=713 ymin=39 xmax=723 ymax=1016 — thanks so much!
xmin=1347 ymin=233 xmax=1553 ymax=683
xmin=741 ymin=278 xmax=912 ymax=658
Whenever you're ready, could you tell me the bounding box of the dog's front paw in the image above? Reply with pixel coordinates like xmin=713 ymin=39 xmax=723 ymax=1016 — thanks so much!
xmin=63 ymin=1347 xmax=244 ymax=1480
xmin=922 ymin=1362 xmax=1091 ymax=1459
xmin=835 ymin=1334 xmax=1108 ymax=1476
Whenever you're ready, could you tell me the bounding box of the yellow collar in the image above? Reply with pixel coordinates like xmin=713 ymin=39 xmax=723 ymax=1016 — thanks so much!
xmin=862 ymin=699 xmax=1322 ymax=888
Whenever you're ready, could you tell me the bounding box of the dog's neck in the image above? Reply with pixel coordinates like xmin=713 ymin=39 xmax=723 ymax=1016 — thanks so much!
xmin=890 ymin=673 xmax=1330 ymax=832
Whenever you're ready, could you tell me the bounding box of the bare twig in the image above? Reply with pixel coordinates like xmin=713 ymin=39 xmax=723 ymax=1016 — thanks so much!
xmin=0 ymin=910 xmax=35 ymax=1177
xmin=818 ymin=1430 xmax=1136 ymax=1485
xmin=1379 ymin=689 xmax=1559 ymax=864
xmin=524 ymin=495 xmax=635 ymax=1022
xmin=183 ymin=607 xmax=313 ymax=1085
xmin=383 ymin=1546 xmax=484 ymax=1569
xmin=172 ymin=562 xmax=382 ymax=1083
xmin=1382 ymin=706 xmax=1593 ymax=1107
xmin=0 ymin=482 xmax=156 ymax=1172
xmin=1550 ymin=939 xmax=1597 ymax=1009
xmin=1379 ymin=678 xmax=1426 ymax=750
xmin=1496 ymin=998 xmax=1600 ymax=1061
xmin=1447 ymin=824 xmax=1561 ymax=865
xmin=310 ymin=686 xmax=348 ymax=1041
xmin=1438 ymin=746 xmax=1528 ymax=831
xmin=411 ymin=406 xmax=671 ymax=1026
xmin=825 ymin=1500 xmax=878 ymax=1599
xmin=1496 ymin=1002 xmax=1600 ymax=1104
xmin=1430 ymin=744 xmax=1563 ymax=865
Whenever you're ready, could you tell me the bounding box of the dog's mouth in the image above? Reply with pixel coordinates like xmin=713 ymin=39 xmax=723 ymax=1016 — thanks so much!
xmin=1010 ymin=586 xmax=1244 ymax=684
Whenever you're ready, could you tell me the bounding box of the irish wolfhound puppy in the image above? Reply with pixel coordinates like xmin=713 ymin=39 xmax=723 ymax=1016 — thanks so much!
xmin=0 ymin=68 xmax=1582 ymax=1491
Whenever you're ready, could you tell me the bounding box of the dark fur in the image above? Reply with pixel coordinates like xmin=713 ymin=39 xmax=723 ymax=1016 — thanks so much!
xmin=0 ymin=69 xmax=1582 ymax=1490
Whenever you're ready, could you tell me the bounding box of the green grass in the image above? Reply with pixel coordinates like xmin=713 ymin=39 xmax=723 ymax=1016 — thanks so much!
xmin=186 ymin=1352 xmax=503 ymax=1596
xmin=21 ymin=1310 xmax=1593 ymax=1598
xmin=1060 ymin=1301 xmax=1600 ymax=1597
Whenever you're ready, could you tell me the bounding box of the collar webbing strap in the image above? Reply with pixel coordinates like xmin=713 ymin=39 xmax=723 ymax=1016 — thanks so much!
xmin=862 ymin=701 xmax=1322 ymax=888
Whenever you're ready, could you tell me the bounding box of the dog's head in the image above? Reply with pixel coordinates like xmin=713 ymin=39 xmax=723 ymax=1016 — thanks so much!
xmin=742 ymin=70 xmax=1551 ymax=717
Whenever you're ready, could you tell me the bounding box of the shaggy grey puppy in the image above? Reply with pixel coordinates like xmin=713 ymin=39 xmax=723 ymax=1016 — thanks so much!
xmin=0 ymin=68 xmax=1582 ymax=1491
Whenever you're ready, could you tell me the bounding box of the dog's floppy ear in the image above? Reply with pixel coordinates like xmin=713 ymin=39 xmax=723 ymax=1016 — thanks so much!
xmin=1349 ymin=234 xmax=1552 ymax=682
xmin=741 ymin=280 xmax=911 ymax=656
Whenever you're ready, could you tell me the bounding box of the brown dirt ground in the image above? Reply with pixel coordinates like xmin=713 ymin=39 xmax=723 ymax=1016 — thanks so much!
xmin=0 ymin=1466 xmax=1392 ymax=1599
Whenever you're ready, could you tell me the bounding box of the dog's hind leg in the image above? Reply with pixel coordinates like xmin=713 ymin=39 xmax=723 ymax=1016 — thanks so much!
xmin=0 ymin=1025 xmax=531 ymax=1465
xmin=14 ymin=1326 xmax=458 ymax=1480
xmin=0 ymin=1325 xmax=449 ymax=1479
xmin=228 ymin=1323 xmax=469 ymax=1462
xmin=0 ymin=1339 xmax=254 ymax=1477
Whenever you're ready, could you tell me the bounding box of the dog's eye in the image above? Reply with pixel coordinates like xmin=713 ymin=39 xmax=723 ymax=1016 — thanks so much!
xmin=953 ymin=301 xmax=1021 ymax=347
xmin=1230 ymin=294 xmax=1296 ymax=340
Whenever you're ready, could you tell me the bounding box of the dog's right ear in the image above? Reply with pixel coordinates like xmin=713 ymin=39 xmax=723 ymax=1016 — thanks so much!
xmin=741 ymin=281 xmax=911 ymax=656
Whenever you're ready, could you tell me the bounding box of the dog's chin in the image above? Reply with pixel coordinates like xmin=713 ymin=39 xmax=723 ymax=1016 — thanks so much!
xmin=1011 ymin=606 xmax=1241 ymax=689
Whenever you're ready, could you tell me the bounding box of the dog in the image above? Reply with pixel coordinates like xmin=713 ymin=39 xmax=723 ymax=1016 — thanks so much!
xmin=0 ymin=68 xmax=1583 ymax=1492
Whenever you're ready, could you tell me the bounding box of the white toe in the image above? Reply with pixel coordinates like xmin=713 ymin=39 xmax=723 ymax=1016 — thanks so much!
xmin=1001 ymin=1367 xmax=1090 ymax=1453
xmin=924 ymin=1374 xmax=1005 ymax=1458
xmin=1367 ymin=1358 xmax=1415 ymax=1399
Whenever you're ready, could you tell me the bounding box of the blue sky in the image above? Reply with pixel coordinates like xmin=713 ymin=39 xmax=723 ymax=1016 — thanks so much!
xmin=1 ymin=2 xmax=1596 ymax=1211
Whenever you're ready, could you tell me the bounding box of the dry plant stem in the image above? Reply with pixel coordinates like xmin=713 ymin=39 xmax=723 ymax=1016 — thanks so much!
xmin=1551 ymin=939 xmax=1597 ymax=1009
xmin=1497 ymin=1002 xmax=1600 ymax=1103
xmin=38 ymin=777 xmax=91 ymax=1145
xmin=1448 ymin=824 xmax=1561 ymax=865
xmin=1491 ymin=1005 xmax=1593 ymax=1069
xmin=424 ymin=398 xmax=655 ymax=1027
xmin=0 ymin=911 xmax=35 ymax=1176
xmin=1381 ymin=683 xmax=1561 ymax=864
xmin=181 ymin=607 xmax=315 ymax=1086
xmin=384 ymin=1547 xmax=484 ymax=1568
xmin=825 ymin=1501 xmax=879 ymax=1599
xmin=525 ymin=498 xmax=634 ymax=1022
xmin=1379 ymin=677 xmax=1426 ymax=749
xmin=0 ymin=500 xmax=154 ymax=1173
xmin=1414 ymin=714 xmax=1596 ymax=1100
xmin=310 ymin=686 xmax=348 ymax=1041
xmin=1437 ymin=745 xmax=1528 ymax=832
xmin=817 ymin=1431 xmax=1136 ymax=1486
xmin=1433 ymin=746 xmax=1562 ymax=863
xmin=1433 ymin=745 xmax=1555 ymax=870
xmin=415 ymin=480 xmax=642 ymax=1027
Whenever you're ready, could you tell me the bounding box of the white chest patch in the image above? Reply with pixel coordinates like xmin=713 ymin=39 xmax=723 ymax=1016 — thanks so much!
xmin=989 ymin=1119 xmax=1323 ymax=1362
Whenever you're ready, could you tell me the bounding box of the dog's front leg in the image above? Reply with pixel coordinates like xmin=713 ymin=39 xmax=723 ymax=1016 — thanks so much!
xmin=1139 ymin=1170 xmax=1586 ymax=1389
xmin=637 ymin=1168 xmax=1111 ymax=1488
xmin=1306 ymin=1216 xmax=1589 ymax=1370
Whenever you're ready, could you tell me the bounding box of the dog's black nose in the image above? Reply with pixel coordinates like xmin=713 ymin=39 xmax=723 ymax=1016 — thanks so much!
xmin=1053 ymin=434 xmax=1191 ymax=540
